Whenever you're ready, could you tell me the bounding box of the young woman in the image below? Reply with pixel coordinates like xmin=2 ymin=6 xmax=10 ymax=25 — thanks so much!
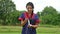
xmin=18 ymin=2 xmax=40 ymax=34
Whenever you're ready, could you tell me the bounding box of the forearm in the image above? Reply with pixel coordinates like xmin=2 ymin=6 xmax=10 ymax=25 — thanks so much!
xmin=32 ymin=23 xmax=39 ymax=28
xmin=31 ymin=25 xmax=38 ymax=28
xmin=21 ymin=20 xmax=27 ymax=26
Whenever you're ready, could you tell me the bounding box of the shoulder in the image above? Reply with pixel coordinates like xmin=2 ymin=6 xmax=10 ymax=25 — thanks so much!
xmin=32 ymin=13 xmax=39 ymax=19
xmin=20 ymin=11 xmax=26 ymax=17
xmin=22 ymin=11 xmax=28 ymax=14
xmin=21 ymin=11 xmax=27 ymax=15
xmin=20 ymin=11 xmax=28 ymax=17
xmin=33 ymin=13 xmax=38 ymax=17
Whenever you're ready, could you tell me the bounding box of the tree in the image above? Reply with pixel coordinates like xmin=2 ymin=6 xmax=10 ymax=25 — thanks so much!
xmin=0 ymin=0 xmax=16 ymax=25
xmin=6 ymin=10 xmax=20 ymax=25
xmin=41 ymin=6 xmax=59 ymax=25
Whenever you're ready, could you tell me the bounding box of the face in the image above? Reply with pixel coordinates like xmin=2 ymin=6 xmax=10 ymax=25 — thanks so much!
xmin=26 ymin=5 xmax=33 ymax=14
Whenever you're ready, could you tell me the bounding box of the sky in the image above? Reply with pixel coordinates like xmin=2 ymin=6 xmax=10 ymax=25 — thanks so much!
xmin=12 ymin=0 xmax=60 ymax=13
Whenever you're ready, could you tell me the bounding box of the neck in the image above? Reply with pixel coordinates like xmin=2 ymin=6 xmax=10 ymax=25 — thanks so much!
xmin=28 ymin=12 xmax=32 ymax=14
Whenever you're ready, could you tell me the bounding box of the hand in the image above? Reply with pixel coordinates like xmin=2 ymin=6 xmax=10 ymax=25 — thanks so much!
xmin=25 ymin=18 xmax=28 ymax=20
xmin=28 ymin=24 xmax=38 ymax=28
xmin=24 ymin=18 xmax=28 ymax=23
xmin=28 ymin=24 xmax=32 ymax=28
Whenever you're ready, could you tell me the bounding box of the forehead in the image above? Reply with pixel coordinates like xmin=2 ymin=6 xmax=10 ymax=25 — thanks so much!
xmin=26 ymin=5 xmax=32 ymax=8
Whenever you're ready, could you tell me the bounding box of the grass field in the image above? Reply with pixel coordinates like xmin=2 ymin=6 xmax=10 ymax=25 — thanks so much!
xmin=0 ymin=25 xmax=60 ymax=34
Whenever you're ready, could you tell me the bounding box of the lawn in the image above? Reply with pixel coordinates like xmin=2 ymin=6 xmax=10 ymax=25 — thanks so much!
xmin=0 ymin=25 xmax=60 ymax=34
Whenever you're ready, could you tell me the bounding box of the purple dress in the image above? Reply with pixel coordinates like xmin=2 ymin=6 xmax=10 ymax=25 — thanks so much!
xmin=18 ymin=12 xmax=40 ymax=34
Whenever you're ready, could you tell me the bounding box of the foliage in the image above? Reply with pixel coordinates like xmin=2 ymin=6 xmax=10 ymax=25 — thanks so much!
xmin=0 ymin=0 xmax=60 ymax=26
xmin=38 ymin=6 xmax=60 ymax=25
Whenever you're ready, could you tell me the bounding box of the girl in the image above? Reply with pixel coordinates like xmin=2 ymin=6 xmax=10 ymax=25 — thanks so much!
xmin=18 ymin=2 xmax=40 ymax=34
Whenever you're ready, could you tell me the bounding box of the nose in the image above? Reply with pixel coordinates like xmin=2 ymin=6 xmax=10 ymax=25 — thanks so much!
xmin=28 ymin=8 xmax=31 ymax=11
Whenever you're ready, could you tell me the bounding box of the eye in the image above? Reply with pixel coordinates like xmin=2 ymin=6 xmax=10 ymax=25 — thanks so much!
xmin=27 ymin=6 xmax=33 ymax=9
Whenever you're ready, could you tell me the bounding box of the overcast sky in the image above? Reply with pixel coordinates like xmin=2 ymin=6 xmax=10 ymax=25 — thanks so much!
xmin=12 ymin=0 xmax=60 ymax=13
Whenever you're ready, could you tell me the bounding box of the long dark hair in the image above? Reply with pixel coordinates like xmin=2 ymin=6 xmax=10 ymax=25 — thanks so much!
xmin=26 ymin=2 xmax=34 ymax=18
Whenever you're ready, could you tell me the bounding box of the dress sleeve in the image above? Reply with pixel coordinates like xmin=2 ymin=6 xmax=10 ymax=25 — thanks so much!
xmin=18 ymin=13 xmax=25 ymax=21
xmin=35 ymin=14 xmax=40 ymax=24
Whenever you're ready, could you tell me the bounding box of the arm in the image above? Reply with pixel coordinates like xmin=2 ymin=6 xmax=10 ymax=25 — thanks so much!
xmin=31 ymin=23 xmax=39 ymax=28
xmin=32 ymin=20 xmax=40 ymax=28
xmin=28 ymin=14 xmax=40 ymax=28
xmin=18 ymin=13 xmax=28 ymax=26
xmin=28 ymin=23 xmax=39 ymax=28
xmin=21 ymin=18 xmax=28 ymax=26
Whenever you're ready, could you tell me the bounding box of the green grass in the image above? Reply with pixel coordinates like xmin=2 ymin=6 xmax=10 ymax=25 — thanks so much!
xmin=0 ymin=25 xmax=60 ymax=34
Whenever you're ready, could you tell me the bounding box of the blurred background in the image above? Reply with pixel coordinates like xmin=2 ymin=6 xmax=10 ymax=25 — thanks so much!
xmin=0 ymin=0 xmax=60 ymax=34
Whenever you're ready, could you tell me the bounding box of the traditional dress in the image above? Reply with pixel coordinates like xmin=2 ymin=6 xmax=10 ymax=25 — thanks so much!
xmin=18 ymin=11 xmax=40 ymax=34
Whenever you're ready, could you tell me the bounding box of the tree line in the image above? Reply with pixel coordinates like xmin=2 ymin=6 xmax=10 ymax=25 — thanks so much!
xmin=0 ymin=0 xmax=60 ymax=26
xmin=37 ymin=6 xmax=60 ymax=26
